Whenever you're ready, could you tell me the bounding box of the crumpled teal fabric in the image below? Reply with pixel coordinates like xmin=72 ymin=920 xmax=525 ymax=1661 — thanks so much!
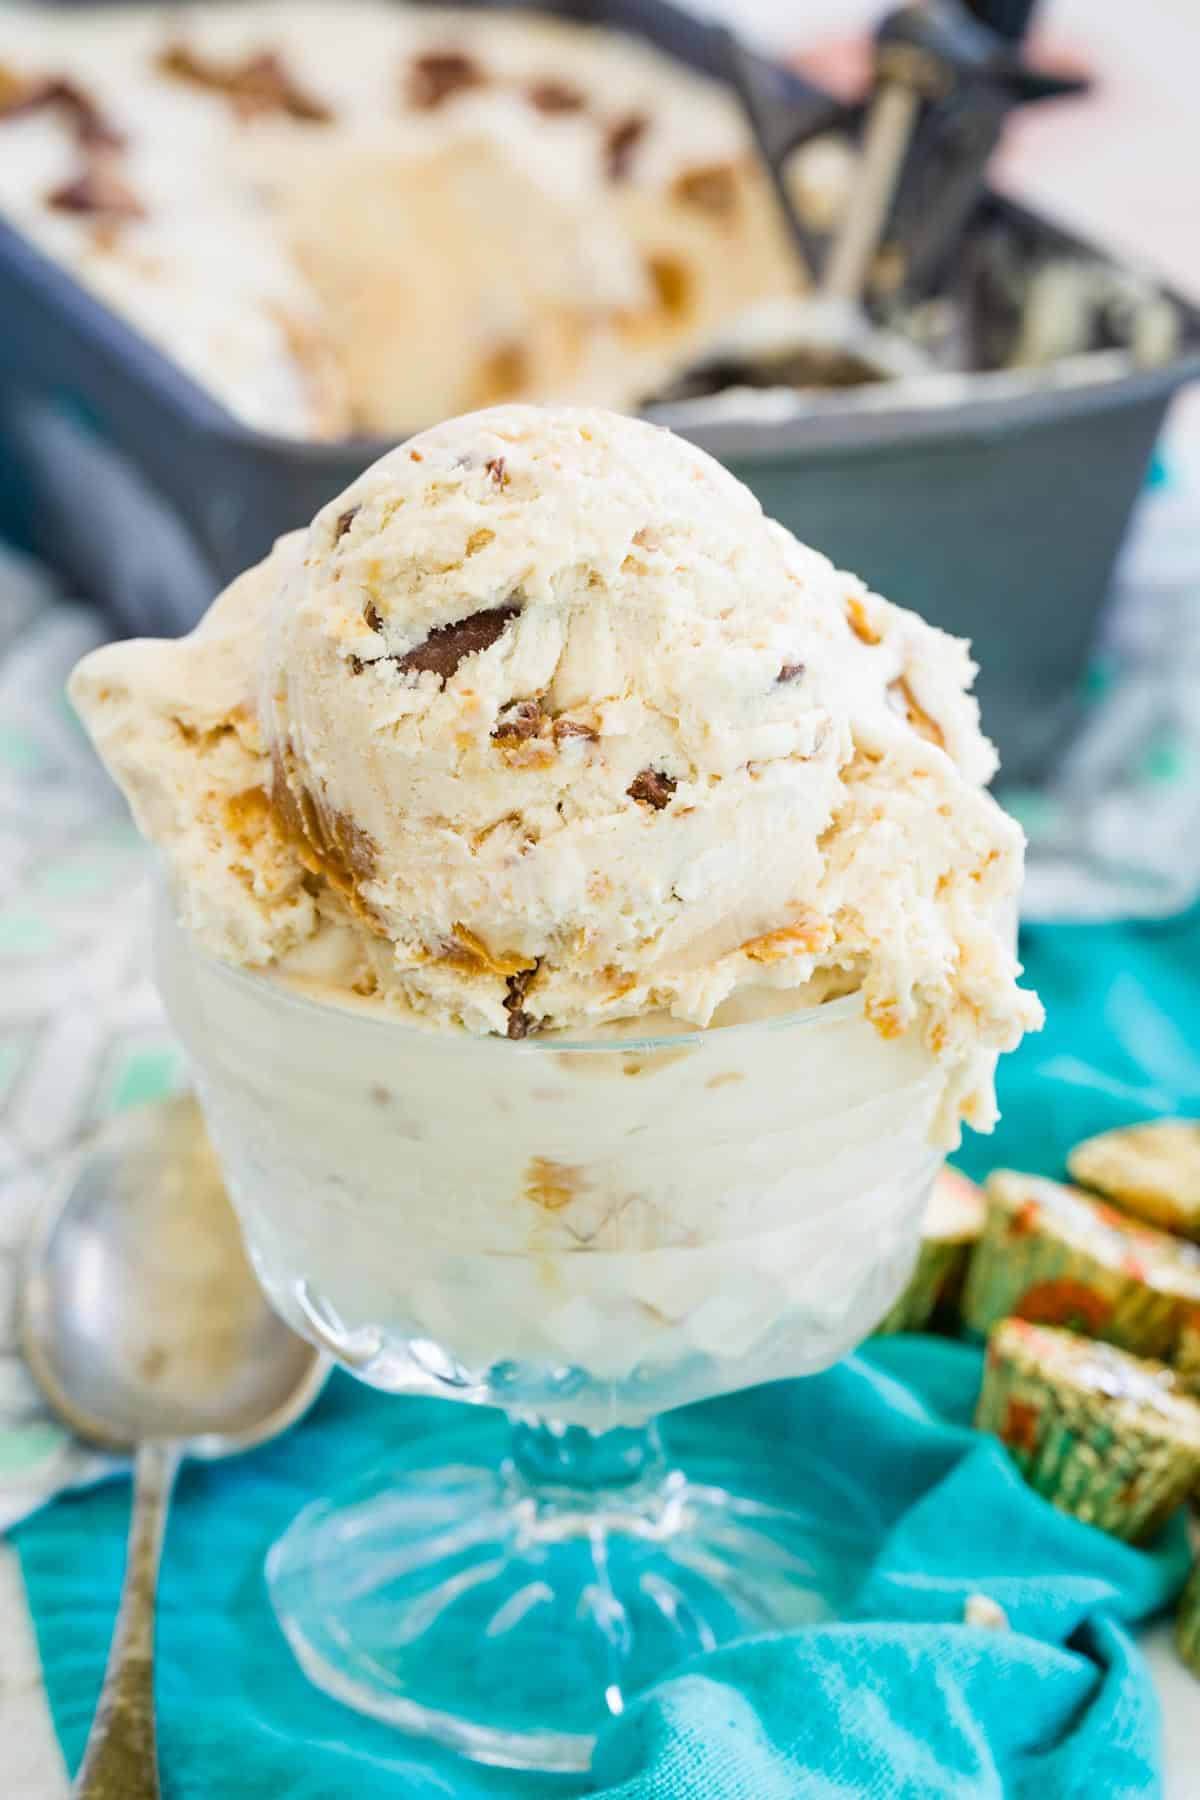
xmin=12 ymin=909 xmax=1200 ymax=1800
xmin=960 ymin=906 xmax=1200 ymax=1186
xmin=591 ymin=1341 xmax=1181 ymax=1800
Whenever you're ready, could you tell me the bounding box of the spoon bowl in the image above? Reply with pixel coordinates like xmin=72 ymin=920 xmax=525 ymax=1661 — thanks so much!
xmin=22 ymin=1094 xmax=322 ymax=1455
xmin=20 ymin=1094 xmax=326 ymax=1799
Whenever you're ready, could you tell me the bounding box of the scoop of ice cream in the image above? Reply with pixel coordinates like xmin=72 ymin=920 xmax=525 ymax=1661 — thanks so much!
xmin=66 ymin=550 xmax=318 ymax=965
xmin=71 ymin=403 xmax=1039 ymax=1129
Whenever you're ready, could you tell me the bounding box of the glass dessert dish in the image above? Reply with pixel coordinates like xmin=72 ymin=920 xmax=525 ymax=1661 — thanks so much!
xmin=157 ymin=895 xmax=944 ymax=1771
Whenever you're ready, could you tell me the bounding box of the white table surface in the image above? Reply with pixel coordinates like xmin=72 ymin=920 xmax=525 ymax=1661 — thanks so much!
xmin=3 ymin=1 xmax=1200 ymax=1793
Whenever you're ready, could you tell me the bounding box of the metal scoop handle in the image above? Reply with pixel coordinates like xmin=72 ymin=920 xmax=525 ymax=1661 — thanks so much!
xmin=867 ymin=0 xmax=1088 ymax=303
xmin=74 ymin=1441 xmax=180 ymax=1800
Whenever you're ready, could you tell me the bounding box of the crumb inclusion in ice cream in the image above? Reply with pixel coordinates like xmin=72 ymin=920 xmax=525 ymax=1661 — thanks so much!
xmin=70 ymin=404 xmax=1041 ymax=1136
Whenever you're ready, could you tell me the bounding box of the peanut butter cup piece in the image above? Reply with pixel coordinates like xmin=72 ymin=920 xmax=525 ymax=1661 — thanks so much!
xmin=888 ymin=676 xmax=944 ymax=749
xmin=504 ymin=963 xmax=541 ymax=1040
xmin=977 ymin=1319 xmax=1200 ymax=1543
xmin=44 ymin=76 xmax=125 ymax=147
xmin=396 ymin=602 xmax=520 ymax=681
xmin=1069 ymin=1120 xmax=1200 ymax=1242
xmin=492 ymin=700 xmax=545 ymax=745
xmin=407 ymin=50 xmax=484 ymax=110
xmin=1 ymin=72 xmax=124 ymax=147
xmin=605 ymin=113 xmax=648 ymax=181
xmin=672 ymin=162 xmax=740 ymax=218
xmin=552 ymin=718 xmax=597 ymax=744
xmin=158 ymin=42 xmax=330 ymax=122
xmin=628 ymin=769 xmax=676 ymax=810
xmin=48 ymin=159 xmax=144 ymax=220
xmin=526 ymin=79 xmax=585 ymax=115
xmin=271 ymin=745 xmax=379 ymax=922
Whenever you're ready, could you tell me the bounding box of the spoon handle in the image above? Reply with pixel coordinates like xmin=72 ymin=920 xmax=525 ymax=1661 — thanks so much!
xmin=75 ymin=1440 xmax=181 ymax=1800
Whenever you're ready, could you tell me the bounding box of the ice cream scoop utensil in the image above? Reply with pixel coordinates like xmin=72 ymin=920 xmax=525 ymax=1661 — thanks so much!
xmin=691 ymin=0 xmax=1084 ymax=391
xmin=20 ymin=1095 xmax=326 ymax=1800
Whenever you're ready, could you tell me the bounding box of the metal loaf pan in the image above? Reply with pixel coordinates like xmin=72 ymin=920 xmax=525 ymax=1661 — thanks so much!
xmin=1 ymin=0 xmax=1198 ymax=778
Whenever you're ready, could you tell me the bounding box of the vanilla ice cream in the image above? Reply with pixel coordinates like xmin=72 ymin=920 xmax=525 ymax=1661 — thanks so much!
xmin=0 ymin=2 xmax=800 ymax=435
xmin=155 ymin=904 xmax=947 ymax=1419
xmin=72 ymin=404 xmax=1040 ymax=1138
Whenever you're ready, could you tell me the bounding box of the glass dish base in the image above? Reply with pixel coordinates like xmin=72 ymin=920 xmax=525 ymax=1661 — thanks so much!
xmin=265 ymin=1415 xmax=880 ymax=1773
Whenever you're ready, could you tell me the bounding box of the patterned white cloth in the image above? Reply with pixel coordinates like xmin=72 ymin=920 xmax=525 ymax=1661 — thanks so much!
xmin=0 ymin=546 xmax=184 ymax=1528
xmin=1013 ymin=436 xmax=1200 ymax=923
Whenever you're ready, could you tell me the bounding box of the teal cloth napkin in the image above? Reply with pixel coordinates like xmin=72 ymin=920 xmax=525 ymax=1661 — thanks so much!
xmin=13 ymin=907 xmax=1200 ymax=1799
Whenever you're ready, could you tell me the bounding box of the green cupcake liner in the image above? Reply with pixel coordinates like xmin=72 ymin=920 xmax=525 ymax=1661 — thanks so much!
xmin=976 ymin=1320 xmax=1200 ymax=1544
xmin=1178 ymin=1564 xmax=1200 ymax=1678
xmin=877 ymin=1238 xmax=970 ymax=1334
xmin=1174 ymin=1309 xmax=1200 ymax=1394
xmin=877 ymin=1168 xmax=985 ymax=1335
xmin=963 ymin=1174 xmax=1200 ymax=1360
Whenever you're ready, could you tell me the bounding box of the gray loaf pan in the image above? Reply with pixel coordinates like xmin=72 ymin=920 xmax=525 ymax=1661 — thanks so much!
xmin=1 ymin=0 xmax=1198 ymax=780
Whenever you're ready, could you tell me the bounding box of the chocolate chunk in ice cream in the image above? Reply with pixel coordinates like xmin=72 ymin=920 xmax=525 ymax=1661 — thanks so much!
xmin=0 ymin=69 xmax=124 ymax=147
xmin=672 ymin=163 xmax=740 ymax=219
xmin=503 ymin=964 xmax=542 ymax=1039
xmin=47 ymin=158 xmax=143 ymax=219
xmin=158 ymin=42 xmax=331 ymax=123
xmin=628 ymin=769 xmax=677 ymax=811
xmin=526 ymin=79 xmax=585 ymax=116
xmin=394 ymin=602 xmax=521 ymax=682
xmin=407 ymin=51 xmax=485 ymax=111
xmin=493 ymin=700 xmax=545 ymax=745
xmin=605 ymin=113 xmax=648 ymax=181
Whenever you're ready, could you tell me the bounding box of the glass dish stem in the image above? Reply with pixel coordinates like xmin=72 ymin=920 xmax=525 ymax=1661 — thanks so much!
xmin=508 ymin=1417 xmax=666 ymax=1494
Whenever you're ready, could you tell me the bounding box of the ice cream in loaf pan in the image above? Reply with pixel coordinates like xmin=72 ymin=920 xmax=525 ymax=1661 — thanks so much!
xmin=0 ymin=1 xmax=801 ymax=436
xmin=70 ymin=405 xmax=1040 ymax=1140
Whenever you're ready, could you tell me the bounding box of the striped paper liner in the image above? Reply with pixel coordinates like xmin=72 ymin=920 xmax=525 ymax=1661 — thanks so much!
xmin=963 ymin=1172 xmax=1200 ymax=1360
xmin=977 ymin=1319 xmax=1200 ymax=1544
xmin=876 ymin=1167 xmax=984 ymax=1334
xmin=1177 ymin=1562 xmax=1200 ymax=1678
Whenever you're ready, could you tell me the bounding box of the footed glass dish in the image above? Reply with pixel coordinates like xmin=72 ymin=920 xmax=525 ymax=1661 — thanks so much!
xmin=157 ymin=900 xmax=944 ymax=1771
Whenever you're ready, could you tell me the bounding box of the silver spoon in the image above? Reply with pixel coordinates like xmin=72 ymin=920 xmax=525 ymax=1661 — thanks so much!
xmin=20 ymin=1095 xmax=326 ymax=1800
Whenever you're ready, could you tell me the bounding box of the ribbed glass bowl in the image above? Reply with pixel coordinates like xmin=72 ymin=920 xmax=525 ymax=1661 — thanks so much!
xmin=156 ymin=893 xmax=943 ymax=1770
